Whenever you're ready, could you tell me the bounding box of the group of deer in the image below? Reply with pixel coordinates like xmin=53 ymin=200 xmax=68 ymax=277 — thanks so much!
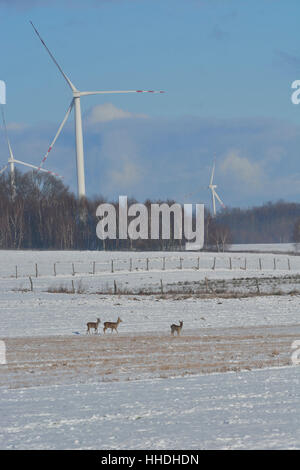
xmin=86 ymin=317 xmax=183 ymax=336
xmin=86 ymin=317 xmax=122 ymax=335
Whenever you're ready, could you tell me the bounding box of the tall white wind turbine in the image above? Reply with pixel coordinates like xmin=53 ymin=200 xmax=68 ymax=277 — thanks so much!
xmin=30 ymin=22 xmax=165 ymax=199
xmin=208 ymin=159 xmax=225 ymax=217
xmin=0 ymin=106 xmax=63 ymax=198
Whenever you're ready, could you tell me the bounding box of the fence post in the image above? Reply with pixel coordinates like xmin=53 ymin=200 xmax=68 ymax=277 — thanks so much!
xmin=273 ymin=258 xmax=276 ymax=270
xmin=129 ymin=258 xmax=132 ymax=272
xmin=15 ymin=265 xmax=18 ymax=279
xmin=212 ymin=257 xmax=216 ymax=270
xmin=179 ymin=257 xmax=183 ymax=270
xmin=29 ymin=276 xmax=33 ymax=292
xmin=255 ymin=278 xmax=260 ymax=294
xmin=71 ymin=280 xmax=75 ymax=294
xmin=162 ymin=257 xmax=166 ymax=271
xmin=93 ymin=261 xmax=96 ymax=275
xmin=72 ymin=263 xmax=75 ymax=276
xmin=288 ymin=258 xmax=291 ymax=271
xmin=229 ymin=257 xmax=232 ymax=270
xmin=160 ymin=279 xmax=164 ymax=295
xmin=114 ymin=280 xmax=117 ymax=295
xmin=111 ymin=260 xmax=114 ymax=273
xmin=146 ymin=258 xmax=149 ymax=271
xmin=197 ymin=257 xmax=200 ymax=270
xmin=205 ymin=277 xmax=210 ymax=294
xmin=259 ymin=258 xmax=262 ymax=270
xmin=54 ymin=263 xmax=56 ymax=277
xmin=35 ymin=263 xmax=38 ymax=278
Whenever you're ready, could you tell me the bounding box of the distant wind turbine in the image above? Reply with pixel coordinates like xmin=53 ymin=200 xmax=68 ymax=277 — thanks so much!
xmin=0 ymin=106 xmax=63 ymax=198
xmin=30 ymin=21 xmax=165 ymax=199
xmin=208 ymin=159 xmax=225 ymax=217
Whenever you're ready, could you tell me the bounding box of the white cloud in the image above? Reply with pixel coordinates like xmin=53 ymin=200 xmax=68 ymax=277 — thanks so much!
xmin=90 ymin=128 xmax=145 ymax=195
xmin=221 ymin=150 xmax=263 ymax=189
xmin=4 ymin=114 xmax=300 ymax=207
xmin=108 ymin=155 xmax=142 ymax=189
xmin=86 ymin=103 xmax=148 ymax=124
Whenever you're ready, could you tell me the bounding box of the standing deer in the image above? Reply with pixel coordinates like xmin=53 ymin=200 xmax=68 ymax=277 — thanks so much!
xmin=86 ymin=318 xmax=101 ymax=335
xmin=170 ymin=320 xmax=183 ymax=336
xmin=103 ymin=317 xmax=123 ymax=334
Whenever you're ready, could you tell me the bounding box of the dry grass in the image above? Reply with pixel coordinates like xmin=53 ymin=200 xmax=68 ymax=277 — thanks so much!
xmin=47 ymin=284 xmax=74 ymax=294
xmin=47 ymin=280 xmax=87 ymax=295
xmin=43 ymin=274 xmax=300 ymax=299
xmin=1 ymin=324 xmax=300 ymax=389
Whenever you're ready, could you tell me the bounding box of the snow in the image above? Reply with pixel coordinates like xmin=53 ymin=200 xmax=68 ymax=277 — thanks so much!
xmin=1 ymin=367 xmax=299 ymax=450
xmin=0 ymin=290 xmax=300 ymax=338
xmin=230 ymin=243 xmax=297 ymax=253
xmin=0 ymin=248 xmax=300 ymax=449
xmin=0 ymin=248 xmax=299 ymax=280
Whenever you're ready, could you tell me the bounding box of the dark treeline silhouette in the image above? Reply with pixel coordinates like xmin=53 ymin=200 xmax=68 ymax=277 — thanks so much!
xmin=0 ymin=170 xmax=103 ymax=250
xmin=0 ymin=170 xmax=211 ymax=251
xmin=2 ymin=170 xmax=299 ymax=250
xmin=217 ymin=200 xmax=300 ymax=244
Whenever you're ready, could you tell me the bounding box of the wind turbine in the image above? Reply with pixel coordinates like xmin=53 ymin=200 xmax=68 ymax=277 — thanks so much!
xmin=30 ymin=22 xmax=165 ymax=199
xmin=208 ymin=159 xmax=225 ymax=217
xmin=0 ymin=105 xmax=63 ymax=198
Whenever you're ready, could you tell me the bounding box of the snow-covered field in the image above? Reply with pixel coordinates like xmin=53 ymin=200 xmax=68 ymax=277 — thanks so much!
xmin=1 ymin=366 xmax=299 ymax=450
xmin=0 ymin=248 xmax=300 ymax=449
xmin=230 ymin=243 xmax=297 ymax=253
xmin=0 ymin=248 xmax=299 ymax=280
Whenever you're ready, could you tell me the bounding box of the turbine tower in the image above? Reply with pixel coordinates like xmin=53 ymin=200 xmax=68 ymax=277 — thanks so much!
xmin=208 ymin=159 xmax=225 ymax=217
xmin=31 ymin=22 xmax=164 ymax=199
xmin=0 ymin=106 xmax=62 ymax=198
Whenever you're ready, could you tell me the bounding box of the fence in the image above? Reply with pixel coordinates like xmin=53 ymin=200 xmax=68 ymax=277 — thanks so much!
xmin=21 ymin=271 xmax=300 ymax=297
xmin=3 ymin=254 xmax=299 ymax=280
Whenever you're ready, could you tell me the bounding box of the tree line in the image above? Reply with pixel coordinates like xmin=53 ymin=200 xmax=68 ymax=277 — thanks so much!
xmin=1 ymin=170 xmax=300 ymax=250
xmin=218 ymin=200 xmax=300 ymax=245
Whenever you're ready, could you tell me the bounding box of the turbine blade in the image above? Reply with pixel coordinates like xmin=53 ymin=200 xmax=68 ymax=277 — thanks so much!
xmin=30 ymin=21 xmax=77 ymax=92
xmin=0 ymin=164 xmax=8 ymax=175
xmin=184 ymin=191 xmax=198 ymax=199
xmin=14 ymin=159 xmax=63 ymax=179
xmin=213 ymin=190 xmax=225 ymax=208
xmin=79 ymin=90 xmax=165 ymax=96
xmin=38 ymin=99 xmax=74 ymax=169
xmin=209 ymin=160 xmax=215 ymax=185
xmin=184 ymin=187 xmax=206 ymax=199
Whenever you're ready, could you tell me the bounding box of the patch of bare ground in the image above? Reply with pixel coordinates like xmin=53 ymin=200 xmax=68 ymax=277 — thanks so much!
xmin=1 ymin=324 xmax=299 ymax=389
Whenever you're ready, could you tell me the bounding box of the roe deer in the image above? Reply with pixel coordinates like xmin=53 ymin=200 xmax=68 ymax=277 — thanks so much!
xmin=86 ymin=318 xmax=101 ymax=335
xmin=103 ymin=317 xmax=123 ymax=334
xmin=170 ymin=320 xmax=183 ymax=336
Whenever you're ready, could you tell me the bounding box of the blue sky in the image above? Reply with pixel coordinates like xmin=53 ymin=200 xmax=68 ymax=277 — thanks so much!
xmin=1 ymin=0 xmax=300 ymax=210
